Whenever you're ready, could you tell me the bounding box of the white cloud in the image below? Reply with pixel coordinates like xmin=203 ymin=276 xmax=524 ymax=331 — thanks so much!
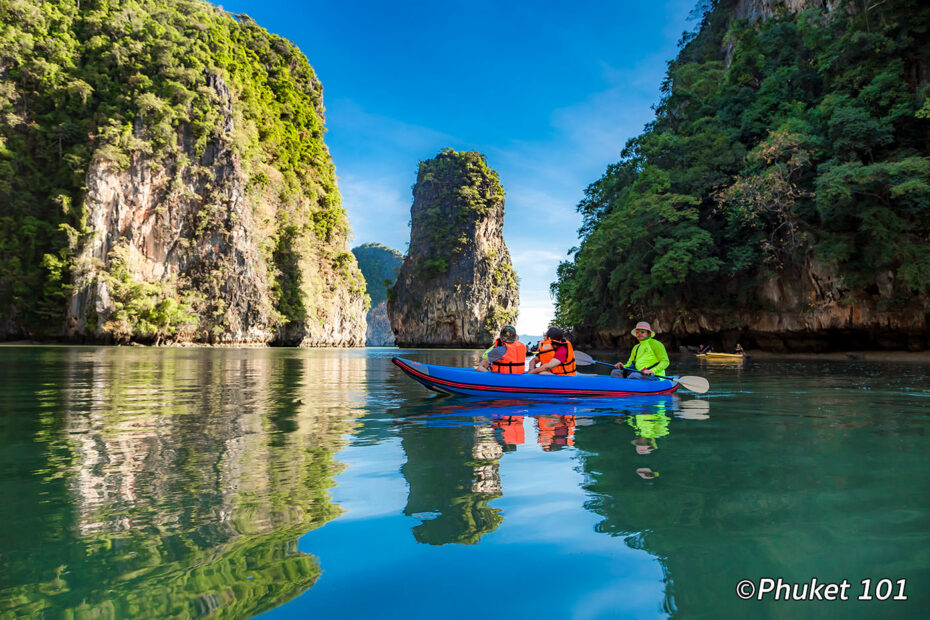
xmin=516 ymin=304 xmax=553 ymax=338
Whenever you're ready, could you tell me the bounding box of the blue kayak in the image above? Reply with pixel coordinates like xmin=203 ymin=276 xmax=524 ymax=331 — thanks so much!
xmin=392 ymin=357 xmax=680 ymax=398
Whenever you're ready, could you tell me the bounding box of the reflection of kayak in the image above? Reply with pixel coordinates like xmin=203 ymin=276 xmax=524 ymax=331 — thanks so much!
xmin=413 ymin=395 xmax=680 ymax=419
xmin=697 ymin=352 xmax=747 ymax=359
xmin=393 ymin=357 xmax=679 ymax=398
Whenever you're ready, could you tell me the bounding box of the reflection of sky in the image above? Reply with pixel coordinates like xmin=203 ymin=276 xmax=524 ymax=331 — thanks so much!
xmin=269 ymin=421 xmax=665 ymax=619
xmin=222 ymin=0 xmax=695 ymax=334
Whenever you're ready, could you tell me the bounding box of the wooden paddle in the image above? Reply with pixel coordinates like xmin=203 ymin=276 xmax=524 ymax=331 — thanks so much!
xmin=574 ymin=351 xmax=710 ymax=394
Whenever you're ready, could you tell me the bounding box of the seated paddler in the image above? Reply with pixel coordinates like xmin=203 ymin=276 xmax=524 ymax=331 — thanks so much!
xmin=475 ymin=325 xmax=527 ymax=373
xmin=611 ymin=321 xmax=669 ymax=380
xmin=528 ymin=327 xmax=576 ymax=375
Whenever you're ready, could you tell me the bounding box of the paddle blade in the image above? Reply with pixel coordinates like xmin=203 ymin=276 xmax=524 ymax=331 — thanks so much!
xmin=675 ymin=375 xmax=710 ymax=394
xmin=679 ymin=399 xmax=710 ymax=420
xmin=573 ymin=351 xmax=596 ymax=366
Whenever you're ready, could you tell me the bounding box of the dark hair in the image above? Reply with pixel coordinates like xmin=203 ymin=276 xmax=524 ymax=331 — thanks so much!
xmin=545 ymin=327 xmax=564 ymax=341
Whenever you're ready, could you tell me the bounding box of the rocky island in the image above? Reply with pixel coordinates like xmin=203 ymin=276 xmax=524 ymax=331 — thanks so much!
xmin=552 ymin=0 xmax=930 ymax=352
xmin=389 ymin=149 xmax=519 ymax=347
xmin=0 ymin=0 xmax=366 ymax=345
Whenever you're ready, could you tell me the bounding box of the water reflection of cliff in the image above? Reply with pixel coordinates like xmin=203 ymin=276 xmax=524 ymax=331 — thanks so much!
xmin=0 ymin=348 xmax=366 ymax=618
xmin=400 ymin=419 xmax=504 ymax=545
xmin=394 ymin=396 xmax=689 ymax=546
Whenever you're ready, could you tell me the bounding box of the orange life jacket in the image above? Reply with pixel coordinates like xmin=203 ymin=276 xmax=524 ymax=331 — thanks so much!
xmin=536 ymin=338 xmax=576 ymax=375
xmin=537 ymin=415 xmax=576 ymax=451
xmin=492 ymin=416 xmax=525 ymax=445
xmin=491 ymin=339 xmax=527 ymax=374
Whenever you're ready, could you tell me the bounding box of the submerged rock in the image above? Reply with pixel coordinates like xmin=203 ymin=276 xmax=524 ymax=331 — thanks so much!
xmin=388 ymin=149 xmax=519 ymax=347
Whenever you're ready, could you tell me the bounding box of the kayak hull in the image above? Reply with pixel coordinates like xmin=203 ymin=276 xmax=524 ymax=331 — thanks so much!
xmin=697 ymin=352 xmax=746 ymax=359
xmin=393 ymin=357 xmax=680 ymax=398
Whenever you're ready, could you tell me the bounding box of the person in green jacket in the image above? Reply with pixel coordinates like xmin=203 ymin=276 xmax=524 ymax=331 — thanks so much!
xmin=611 ymin=321 xmax=669 ymax=380
xmin=629 ymin=412 xmax=671 ymax=454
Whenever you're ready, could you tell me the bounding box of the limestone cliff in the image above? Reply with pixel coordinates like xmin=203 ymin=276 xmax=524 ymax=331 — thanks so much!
xmin=0 ymin=0 xmax=366 ymax=345
xmin=577 ymin=258 xmax=930 ymax=353
xmin=352 ymin=243 xmax=403 ymax=346
xmin=732 ymin=0 xmax=840 ymax=21
xmin=388 ymin=149 xmax=519 ymax=347
xmin=553 ymin=0 xmax=930 ymax=353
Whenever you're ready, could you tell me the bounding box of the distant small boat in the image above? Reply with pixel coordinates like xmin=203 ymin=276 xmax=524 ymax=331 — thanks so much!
xmin=697 ymin=352 xmax=747 ymax=359
xmin=393 ymin=357 xmax=679 ymax=398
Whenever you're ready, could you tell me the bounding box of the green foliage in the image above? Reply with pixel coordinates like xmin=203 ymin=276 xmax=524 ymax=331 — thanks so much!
xmin=422 ymin=256 xmax=448 ymax=278
xmin=484 ymin=304 xmax=519 ymax=336
xmin=412 ymin=148 xmax=506 ymax=279
xmin=271 ymin=225 xmax=307 ymax=324
xmin=351 ymin=242 xmax=403 ymax=306
xmin=553 ymin=0 xmax=930 ymax=330
xmin=815 ymin=156 xmax=930 ymax=292
xmin=99 ymin=243 xmax=199 ymax=343
xmin=0 ymin=0 xmax=353 ymax=336
xmin=716 ymin=127 xmax=816 ymax=266
xmin=493 ymin=260 xmax=519 ymax=290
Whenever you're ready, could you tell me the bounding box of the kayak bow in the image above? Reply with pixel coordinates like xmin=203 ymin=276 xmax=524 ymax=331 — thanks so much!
xmin=392 ymin=357 xmax=680 ymax=398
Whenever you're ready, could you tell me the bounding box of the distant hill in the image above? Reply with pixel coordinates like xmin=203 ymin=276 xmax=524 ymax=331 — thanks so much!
xmin=352 ymin=243 xmax=403 ymax=306
xmin=352 ymin=243 xmax=403 ymax=345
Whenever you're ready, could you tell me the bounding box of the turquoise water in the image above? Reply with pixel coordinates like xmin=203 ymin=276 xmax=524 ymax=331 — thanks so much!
xmin=1 ymin=346 xmax=928 ymax=618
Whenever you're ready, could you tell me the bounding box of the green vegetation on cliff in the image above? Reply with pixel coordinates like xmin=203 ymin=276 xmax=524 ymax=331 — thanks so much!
xmin=0 ymin=0 xmax=353 ymax=337
xmin=352 ymin=242 xmax=403 ymax=307
xmin=413 ymin=148 xmax=506 ymax=278
xmin=98 ymin=242 xmax=200 ymax=343
xmin=553 ymin=0 xmax=930 ymax=330
xmin=389 ymin=147 xmax=519 ymax=347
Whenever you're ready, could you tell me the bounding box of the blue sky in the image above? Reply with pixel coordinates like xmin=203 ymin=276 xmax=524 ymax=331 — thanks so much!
xmin=226 ymin=0 xmax=697 ymax=336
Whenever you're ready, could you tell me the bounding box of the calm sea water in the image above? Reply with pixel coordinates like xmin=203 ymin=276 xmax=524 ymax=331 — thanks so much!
xmin=1 ymin=346 xmax=928 ymax=619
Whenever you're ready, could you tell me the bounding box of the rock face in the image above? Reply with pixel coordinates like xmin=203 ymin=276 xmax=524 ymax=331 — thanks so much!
xmin=576 ymin=258 xmax=930 ymax=353
xmin=364 ymin=302 xmax=393 ymax=346
xmin=66 ymin=75 xmax=365 ymax=346
xmin=0 ymin=2 xmax=366 ymax=346
xmin=388 ymin=149 xmax=519 ymax=347
xmin=69 ymin=109 xmax=274 ymax=344
xmin=352 ymin=243 xmax=403 ymax=346
xmin=732 ymin=0 xmax=840 ymax=21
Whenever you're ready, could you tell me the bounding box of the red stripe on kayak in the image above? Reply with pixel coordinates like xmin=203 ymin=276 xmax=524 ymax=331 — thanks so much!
xmin=392 ymin=358 xmax=679 ymax=397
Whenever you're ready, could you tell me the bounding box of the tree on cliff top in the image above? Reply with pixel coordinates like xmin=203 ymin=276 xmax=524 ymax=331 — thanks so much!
xmin=553 ymin=0 xmax=930 ymax=332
